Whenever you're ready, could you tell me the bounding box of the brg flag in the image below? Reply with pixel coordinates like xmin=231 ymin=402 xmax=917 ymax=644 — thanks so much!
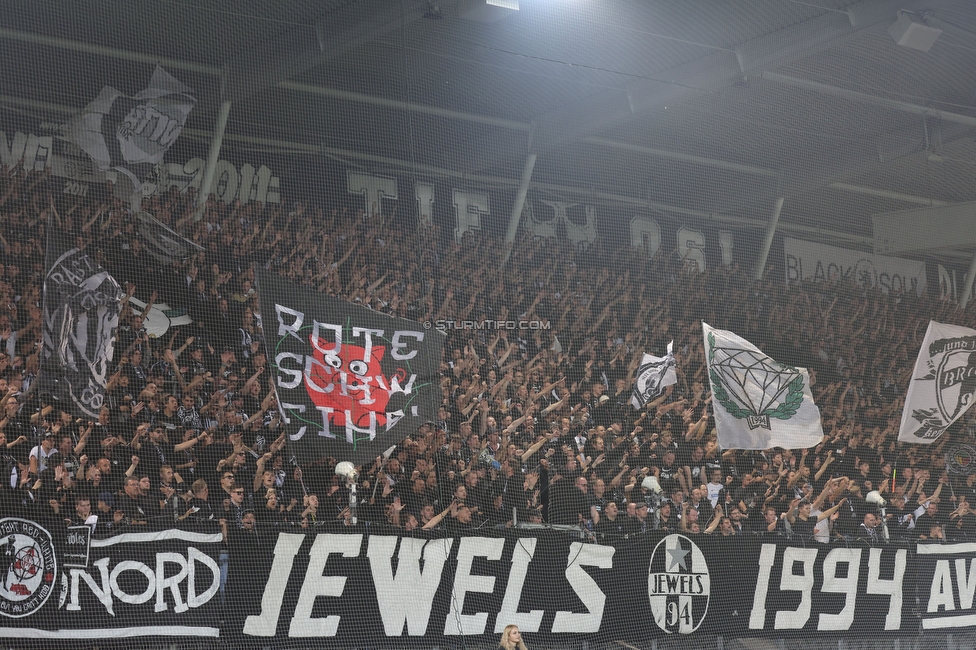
xmin=630 ymin=342 xmax=677 ymax=409
xmin=703 ymin=322 xmax=823 ymax=450
xmin=899 ymin=321 xmax=976 ymax=444
xmin=256 ymin=268 xmax=446 ymax=465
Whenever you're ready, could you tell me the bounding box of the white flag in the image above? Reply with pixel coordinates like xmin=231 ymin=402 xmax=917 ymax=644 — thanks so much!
xmin=630 ymin=342 xmax=677 ymax=409
xmin=899 ymin=321 xmax=976 ymax=444
xmin=703 ymin=322 xmax=823 ymax=450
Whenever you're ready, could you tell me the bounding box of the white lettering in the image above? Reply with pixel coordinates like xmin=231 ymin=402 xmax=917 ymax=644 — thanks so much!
xmin=868 ymin=548 xmax=905 ymax=630
xmin=154 ymin=552 xmax=189 ymax=613
xmin=749 ymin=543 xmax=777 ymax=629
xmin=348 ymin=171 xmax=397 ymax=218
xmin=244 ymin=533 xmax=305 ymax=636
xmin=818 ymin=548 xmax=861 ymax=631
xmin=956 ymin=558 xmax=976 ymax=610
xmin=775 ymin=547 xmax=817 ymax=629
xmin=70 ymin=558 xmax=114 ymax=615
xmin=629 ymin=216 xmax=661 ymax=256
xmin=551 ymin=542 xmax=613 ymax=634
xmin=416 ymin=182 xmax=434 ymax=228
xmin=929 ymin=560 xmax=956 ymax=613
xmin=275 ymin=353 xmax=304 ymax=389
xmin=495 ymin=537 xmax=543 ymax=633
xmin=367 ymin=536 xmax=453 ymax=636
xmin=109 ymin=561 xmax=155 ymax=606
xmin=676 ymin=226 xmax=706 ymax=273
xmin=453 ymin=189 xmax=488 ymax=243
xmin=187 ymin=547 xmax=220 ymax=609
xmin=289 ymin=534 xmax=361 ymax=637
xmin=445 ymin=537 xmax=504 ymax=635
xmin=391 ymin=331 xmax=424 ymax=360
xmin=276 ymin=305 xmax=305 ymax=341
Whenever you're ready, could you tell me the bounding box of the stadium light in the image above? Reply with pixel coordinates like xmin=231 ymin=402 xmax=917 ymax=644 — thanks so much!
xmin=888 ymin=11 xmax=942 ymax=52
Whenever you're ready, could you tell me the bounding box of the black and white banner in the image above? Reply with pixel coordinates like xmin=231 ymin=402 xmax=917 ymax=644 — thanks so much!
xmin=255 ymin=268 xmax=446 ymax=465
xmin=784 ymin=237 xmax=926 ymax=297
xmin=0 ymin=519 xmax=221 ymax=639
xmin=10 ymin=519 xmax=976 ymax=642
xmin=133 ymin=210 xmax=204 ymax=265
xmin=630 ymin=341 xmax=677 ymax=409
xmin=61 ymin=66 xmax=195 ymax=199
xmin=899 ymin=321 xmax=976 ymax=444
xmin=41 ymin=222 xmax=123 ymax=419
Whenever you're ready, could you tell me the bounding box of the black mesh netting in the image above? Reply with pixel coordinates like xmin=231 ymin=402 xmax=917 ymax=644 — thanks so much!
xmin=2 ymin=1 xmax=976 ymax=648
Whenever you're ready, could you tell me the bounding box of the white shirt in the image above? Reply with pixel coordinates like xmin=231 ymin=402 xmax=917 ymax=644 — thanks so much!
xmin=706 ymin=481 xmax=724 ymax=507
xmin=29 ymin=445 xmax=58 ymax=473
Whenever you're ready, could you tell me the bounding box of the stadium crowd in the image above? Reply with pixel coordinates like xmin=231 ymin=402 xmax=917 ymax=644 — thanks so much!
xmin=1 ymin=160 xmax=975 ymax=549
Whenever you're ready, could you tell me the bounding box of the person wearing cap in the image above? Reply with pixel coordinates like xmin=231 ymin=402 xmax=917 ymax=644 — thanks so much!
xmin=655 ymin=500 xmax=676 ymax=531
xmin=630 ymin=501 xmax=652 ymax=535
xmin=28 ymin=431 xmax=58 ymax=480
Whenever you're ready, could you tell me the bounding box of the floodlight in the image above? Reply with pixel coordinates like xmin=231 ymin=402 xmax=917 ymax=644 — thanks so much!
xmin=889 ymin=12 xmax=942 ymax=52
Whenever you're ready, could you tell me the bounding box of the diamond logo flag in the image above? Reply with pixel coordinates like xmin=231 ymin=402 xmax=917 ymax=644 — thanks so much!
xmin=703 ymin=322 xmax=823 ymax=450
xmin=899 ymin=321 xmax=976 ymax=444
xmin=630 ymin=342 xmax=677 ymax=409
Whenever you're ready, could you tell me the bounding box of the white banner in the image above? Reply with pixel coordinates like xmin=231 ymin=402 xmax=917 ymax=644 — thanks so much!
xmin=703 ymin=322 xmax=823 ymax=450
xmin=784 ymin=237 xmax=926 ymax=297
xmin=899 ymin=321 xmax=976 ymax=444
xmin=630 ymin=342 xmax=677 ymax=409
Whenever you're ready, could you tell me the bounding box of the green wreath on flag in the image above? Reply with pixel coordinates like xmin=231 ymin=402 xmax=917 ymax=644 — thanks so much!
xmin=708 ymin=331 xmax=805 ymax=421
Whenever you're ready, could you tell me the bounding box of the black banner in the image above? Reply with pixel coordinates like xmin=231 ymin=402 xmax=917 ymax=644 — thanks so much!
xmin=10 ymin=518 xmax=976 ymax=643
xmin=133 ymin=210 xmax=204 ymax=264
xmin=255 ymin=268 xmax=446 ymax=465
xmin=0 ymin=518 xmax=222 ymax=639
xmin=40 ymin=219 xmax=122 ymax=418
xmin=229 ymin=530 xmax=915 ymax=643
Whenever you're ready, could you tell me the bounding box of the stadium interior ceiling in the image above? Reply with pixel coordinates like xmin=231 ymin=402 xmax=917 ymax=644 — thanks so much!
xmin=3 ymin=0 xmax=976 ymax=265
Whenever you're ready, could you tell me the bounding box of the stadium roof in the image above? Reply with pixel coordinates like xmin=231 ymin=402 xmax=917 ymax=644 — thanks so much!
xmin=3 ymin=0 xmax=976 ymax=264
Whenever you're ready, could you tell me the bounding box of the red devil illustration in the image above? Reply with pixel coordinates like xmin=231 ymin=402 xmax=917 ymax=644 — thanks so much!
xmin=305 ymin=339 xmax=406 ymax=428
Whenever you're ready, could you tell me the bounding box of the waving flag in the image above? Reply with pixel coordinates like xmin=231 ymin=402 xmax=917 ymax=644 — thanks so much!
xmin=255 ymin=268 xmax=446 ymax=465
xmin=41 ymin=219 xmax=123 ymax=418
xmin=703 ymin=322 xmax=822 ymax=450
xmin=899 ymin=321 xmax=976 ymax=444
xmin=61 ymin=66 xmax=195 ymax=201
xmin=630 ymin=342 xmax=677 ymax=409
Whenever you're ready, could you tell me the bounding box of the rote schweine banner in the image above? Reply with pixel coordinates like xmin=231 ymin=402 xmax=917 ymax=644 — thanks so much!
xmin=255 ymin=268 xmax=445 ymax=465
xmin=899 ymin=320 xmax=976 ymax=444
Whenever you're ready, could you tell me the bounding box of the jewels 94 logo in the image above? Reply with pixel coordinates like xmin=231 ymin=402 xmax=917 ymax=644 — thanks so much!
xmin=0 ymin=518 xmax=57 ymax=618
xmin=647 ymin=534 xmax=710 ymax=634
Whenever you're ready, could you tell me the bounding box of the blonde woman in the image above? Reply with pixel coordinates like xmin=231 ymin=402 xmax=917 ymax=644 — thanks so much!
xmin=499 ymin=624 xmax=528 ymax=650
